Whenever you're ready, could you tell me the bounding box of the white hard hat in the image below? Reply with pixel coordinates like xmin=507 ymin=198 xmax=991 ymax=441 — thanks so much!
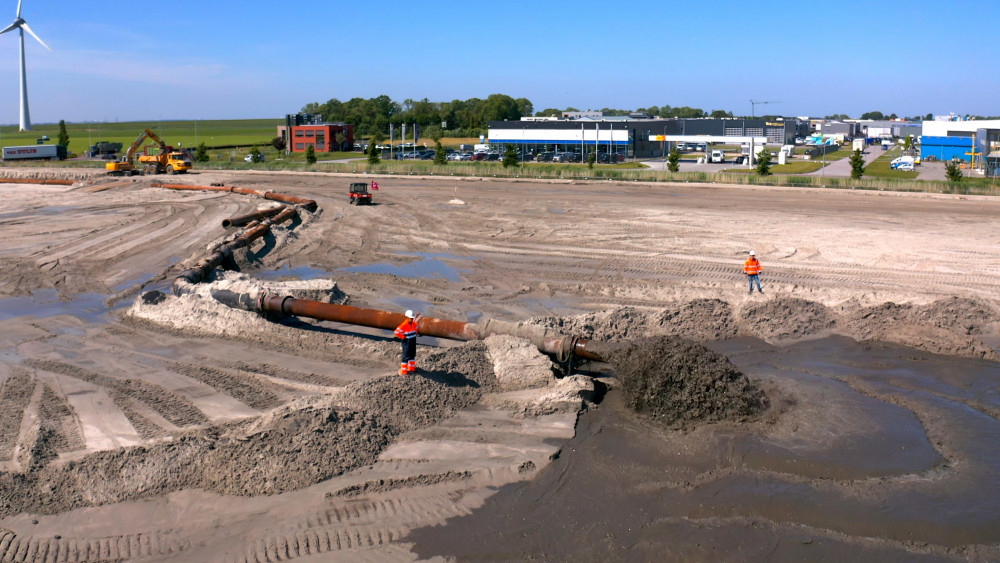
xmin=749 ymin=250 xmax=755 ymax=256
xmin=405 ymin=310 xmax=414 ymax=318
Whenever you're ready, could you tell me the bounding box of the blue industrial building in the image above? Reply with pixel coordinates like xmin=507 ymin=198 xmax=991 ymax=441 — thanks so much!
xmin=920 ymin=136 xmax=974 ymax=162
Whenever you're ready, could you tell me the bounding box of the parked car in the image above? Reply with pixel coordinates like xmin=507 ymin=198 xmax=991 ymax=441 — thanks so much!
xmin=536 ymin=152 xmax=554 ymax=162
xmin=471 ymin=152 xmax=488 ymax=161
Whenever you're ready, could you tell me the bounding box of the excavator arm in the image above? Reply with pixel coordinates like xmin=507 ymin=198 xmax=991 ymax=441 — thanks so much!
xmin=108 ymin=128 xmax=164 ymax=174
xmin=122 ymin=128 xmax=162 ymax=162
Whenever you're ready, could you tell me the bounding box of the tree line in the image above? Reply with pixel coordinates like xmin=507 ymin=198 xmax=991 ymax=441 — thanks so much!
xmin=301 ymin=94 xmax=531 ymax=141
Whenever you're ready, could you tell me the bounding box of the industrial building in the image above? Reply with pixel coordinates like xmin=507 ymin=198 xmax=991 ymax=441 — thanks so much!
xmin=487 ymin=117 xmax=808 ymax=159
xmin=920 ymin=119 xmax=1000 ymax=171
xmin=278 ymin=113 xmax=355 ymax=153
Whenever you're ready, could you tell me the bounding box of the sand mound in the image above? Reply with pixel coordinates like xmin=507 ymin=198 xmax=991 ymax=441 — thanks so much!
xmin=535 ymin=296 xmax=999 ymax=361
xmin=605 ymin=336 xmax=769 ymax=429
xmin=740 ymin=297 xmax=837 ymax=341
xmin=0 ymin=341 xmax=499 ymax=519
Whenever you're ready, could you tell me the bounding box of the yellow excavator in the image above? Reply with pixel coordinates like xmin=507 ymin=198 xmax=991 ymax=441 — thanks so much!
xmin=106 ymin=128 xmax=192 ymax=175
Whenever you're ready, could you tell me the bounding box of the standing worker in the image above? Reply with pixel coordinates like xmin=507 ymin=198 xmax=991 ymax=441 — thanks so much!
xmin=744 ymin=250 xmax=763 ymax=294
xmin=394 ymin=310 xmax=420 ymax=375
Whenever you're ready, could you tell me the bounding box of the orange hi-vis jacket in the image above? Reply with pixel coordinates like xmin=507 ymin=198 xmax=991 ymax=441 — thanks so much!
xmin=743 ymin=257 xmax=762 ymax=275
xmin=394 ymin=319 xmax=418 ymax=340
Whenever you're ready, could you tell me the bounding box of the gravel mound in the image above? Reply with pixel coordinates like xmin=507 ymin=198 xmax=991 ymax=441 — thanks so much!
xmin=605 ymin=336 xmax=770 ymax=429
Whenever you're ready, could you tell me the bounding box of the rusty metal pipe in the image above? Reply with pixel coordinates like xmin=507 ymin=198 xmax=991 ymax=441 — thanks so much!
xmin=230 ymin=186 xmax=267 ymax=197
xmin=173 ymin=206 xmax=299 ymax=293
xmin=256 ymin=294 xmax=606 ymax=362
xmin=263 ymin=191 xmax=317 ymax=212
xmin=0 ymin=177 xmax=75 ymax=186
xmin=222 ymin=205 xmax=286 ymax=228
xmin=152 ymin=182 xmax=317 ymax=212
xmin=153 ymin=182 xmax=241 ymax=194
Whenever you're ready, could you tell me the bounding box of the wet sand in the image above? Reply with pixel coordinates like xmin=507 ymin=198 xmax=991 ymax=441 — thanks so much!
xmin=410 ymin=336 xmax=1000 ymax=561
xmin=1 ymin=169 xmax=999 ymax=561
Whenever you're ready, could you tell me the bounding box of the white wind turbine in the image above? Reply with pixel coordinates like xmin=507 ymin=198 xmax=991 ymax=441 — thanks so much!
xmin=0 ymin=0 xmax=50 ymax=131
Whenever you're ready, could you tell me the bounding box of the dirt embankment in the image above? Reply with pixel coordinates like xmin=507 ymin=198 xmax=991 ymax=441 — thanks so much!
xmin=533 ymin=295 xmax=999 ymax=361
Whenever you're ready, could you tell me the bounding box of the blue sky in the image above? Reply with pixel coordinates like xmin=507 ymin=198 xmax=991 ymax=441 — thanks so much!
xmin=2 ymin=0 xmax=997 ymax=125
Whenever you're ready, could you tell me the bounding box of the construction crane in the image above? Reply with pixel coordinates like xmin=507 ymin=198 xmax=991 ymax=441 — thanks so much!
xmin=750 ymin=99 xmax=781 ymax=119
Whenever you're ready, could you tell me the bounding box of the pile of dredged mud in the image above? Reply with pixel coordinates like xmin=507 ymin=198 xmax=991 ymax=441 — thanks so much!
xmin=0 ymin=342 xmax=497 ymax=518
xmin=604 ymin=336 xmax=769 ymax=429
xmin=534 ymin=296 xmax=999 ymax=360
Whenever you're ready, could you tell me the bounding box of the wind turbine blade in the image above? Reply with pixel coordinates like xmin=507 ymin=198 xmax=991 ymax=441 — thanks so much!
xmin=0 ymin=21 xmax=19 ymax=36
xmin=20 ymin=21 xmax=49 ymax=50
xmin=16 ymin=0 xmax=22 ymax=18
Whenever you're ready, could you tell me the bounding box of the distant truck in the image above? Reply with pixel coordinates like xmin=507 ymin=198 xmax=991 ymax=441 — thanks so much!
xmin=3 ymin=144 xmax=67 ymax=161
xmin=89 ymin=141 xmax=123 ymax=158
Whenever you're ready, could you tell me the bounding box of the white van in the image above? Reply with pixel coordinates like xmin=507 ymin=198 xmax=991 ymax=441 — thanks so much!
xmin=890 ymin=156 xmax=915 ymax=170
xmin=709 ymin=149 xmax=725 ymax=163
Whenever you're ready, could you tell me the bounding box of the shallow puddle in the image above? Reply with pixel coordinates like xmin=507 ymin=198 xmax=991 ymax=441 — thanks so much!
xmin=0 ymin=289 xmax=125 ymax=323
xmin=341 ymin=252 xmax=471 ymax=282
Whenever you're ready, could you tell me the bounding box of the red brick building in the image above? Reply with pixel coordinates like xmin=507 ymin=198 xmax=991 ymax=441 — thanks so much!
xmin=279 ymin=122 xmax=355 ymax=153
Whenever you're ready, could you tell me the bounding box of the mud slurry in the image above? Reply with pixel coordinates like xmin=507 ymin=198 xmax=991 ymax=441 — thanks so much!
xmin=606 ymin=336 xmax=769 ymax=429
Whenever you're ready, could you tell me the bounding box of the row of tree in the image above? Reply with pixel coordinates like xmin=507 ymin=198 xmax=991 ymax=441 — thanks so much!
xmin=301 ymin=94 xmax=531 ymax=140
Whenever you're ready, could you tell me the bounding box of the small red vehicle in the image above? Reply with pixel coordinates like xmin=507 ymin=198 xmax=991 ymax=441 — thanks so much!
xmin=349 ymin=182 xmax=373 ymax=205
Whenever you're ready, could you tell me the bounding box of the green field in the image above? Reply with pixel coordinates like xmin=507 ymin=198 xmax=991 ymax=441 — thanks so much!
xmin=0 ymin=118 xmax=283 ymax=157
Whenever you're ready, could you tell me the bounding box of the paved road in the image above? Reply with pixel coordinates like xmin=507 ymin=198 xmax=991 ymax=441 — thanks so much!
xmin=804 ymin=146 xmax=881 ymax=177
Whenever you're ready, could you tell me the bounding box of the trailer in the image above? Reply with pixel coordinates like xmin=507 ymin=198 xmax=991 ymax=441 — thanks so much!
xmin=3 ymin=145 xmax=67 ymax=161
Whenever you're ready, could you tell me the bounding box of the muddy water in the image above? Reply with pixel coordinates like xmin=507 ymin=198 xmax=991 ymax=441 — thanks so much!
xmin=409 ymin=336 xmax=1000 ymax=561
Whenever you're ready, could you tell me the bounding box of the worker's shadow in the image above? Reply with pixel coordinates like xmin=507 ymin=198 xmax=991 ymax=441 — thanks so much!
xmin=412 ymin=368 xmax=481 ymax=389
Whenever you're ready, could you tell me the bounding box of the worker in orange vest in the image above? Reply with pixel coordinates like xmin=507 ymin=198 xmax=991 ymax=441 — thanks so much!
xmin=394 ymin=310 xmax=420 ymax=375
xmin=743 ymin=250 xmax=763 ymax=294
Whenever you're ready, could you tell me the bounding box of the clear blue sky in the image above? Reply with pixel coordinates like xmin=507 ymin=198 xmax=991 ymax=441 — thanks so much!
xmin=3 ymin=0 xmax=997 ymax=124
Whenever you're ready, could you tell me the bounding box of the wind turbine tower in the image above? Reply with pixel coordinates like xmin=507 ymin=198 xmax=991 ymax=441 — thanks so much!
xmin=0 ymin=0 xmax=50 ymax=131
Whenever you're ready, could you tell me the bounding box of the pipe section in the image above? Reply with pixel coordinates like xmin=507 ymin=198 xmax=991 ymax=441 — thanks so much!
xmin=253 ymin=294 xmax=605 ymax=363
xmin=222 ymin=206 xmax=285 ymax=228
xmin=173 ymin=206 xmax=298 ymax=294
xmin=152 ymin=183 xmax=317 ymax=212
xmin=0 ymin=177 xmax=75 ymax=186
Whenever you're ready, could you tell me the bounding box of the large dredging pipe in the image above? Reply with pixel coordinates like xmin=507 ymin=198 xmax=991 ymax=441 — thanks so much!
xmin=152 ymin=182 xmax=317 ymax=212
xmin=210 ymin=290 xmax=608 ymax=363
xmin=173 ymin=206 xmax=299 ymax=294
xmin=222 ymin=205 xmax=285 ymax=228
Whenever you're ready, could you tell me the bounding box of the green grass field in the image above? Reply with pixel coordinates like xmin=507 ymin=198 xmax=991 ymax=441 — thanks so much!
xmin=0 ymin=118 xmax=283 ymax=157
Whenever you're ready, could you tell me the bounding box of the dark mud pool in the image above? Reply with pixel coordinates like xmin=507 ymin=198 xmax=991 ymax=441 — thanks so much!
xmin=410 ymin=336 xmax=1000 ymax=561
